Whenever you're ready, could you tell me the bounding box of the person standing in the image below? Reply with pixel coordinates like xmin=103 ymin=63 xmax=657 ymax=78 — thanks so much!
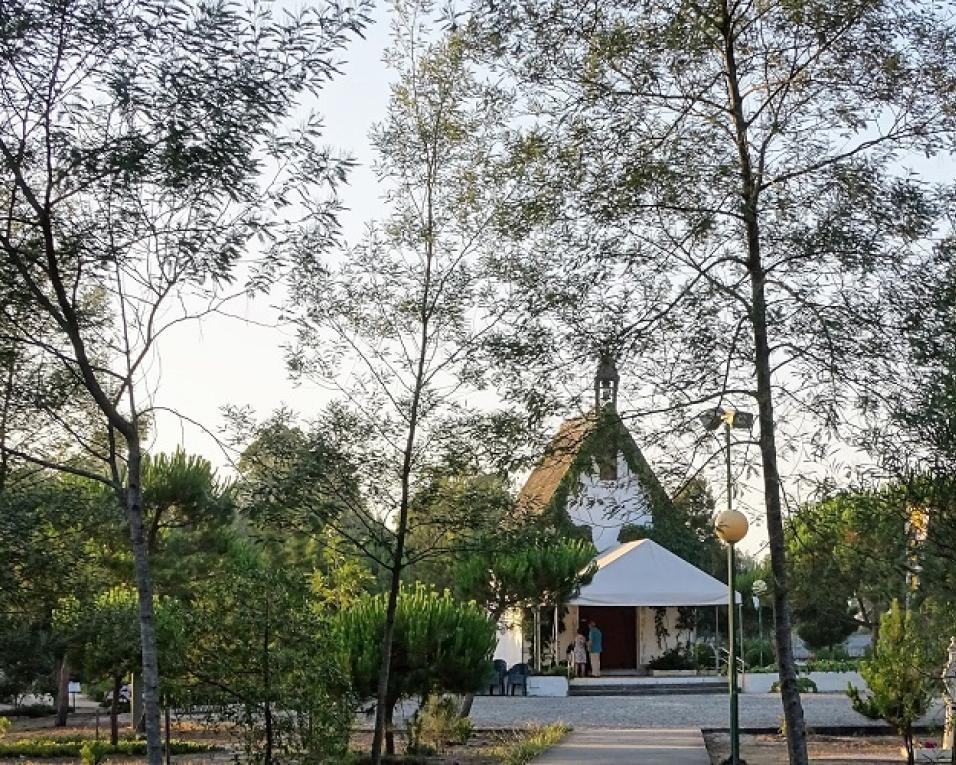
xmin=588 ymin=620 xmax=603 ymax=678
xmin=572 ymin=633 xmax=588 ymax=677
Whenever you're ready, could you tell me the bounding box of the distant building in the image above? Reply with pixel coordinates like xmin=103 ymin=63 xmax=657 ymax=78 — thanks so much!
xmin=495 ymin=357 xmax=735 ymax=673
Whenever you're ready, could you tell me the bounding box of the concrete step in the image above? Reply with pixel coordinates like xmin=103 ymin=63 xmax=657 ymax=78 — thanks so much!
xmin=569 ymin=681 xmax=730 ymax=696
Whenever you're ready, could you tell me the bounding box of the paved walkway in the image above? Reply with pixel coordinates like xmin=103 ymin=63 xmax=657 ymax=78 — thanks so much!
xmin=531 ymin=728 xmax=710 ymax=764
xmin=457 ymin=693 xmax=948 ymax=730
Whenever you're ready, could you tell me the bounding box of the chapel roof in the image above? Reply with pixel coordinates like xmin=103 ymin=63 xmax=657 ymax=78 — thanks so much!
xmin=516 ymin=406 xmax=673 ymax=520
xmin=516 ymin=414 xmax=595 ymax=515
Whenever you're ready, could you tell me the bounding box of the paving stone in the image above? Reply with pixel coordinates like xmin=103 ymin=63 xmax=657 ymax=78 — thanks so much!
xmin=530 ymin=728 xmax=710 ymax=764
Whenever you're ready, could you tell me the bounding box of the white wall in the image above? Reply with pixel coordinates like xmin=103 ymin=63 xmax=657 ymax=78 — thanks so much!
xmin=565 ymin=452 xmax=654 ymax=552
xmin=493 ymin=608 xmax=524 ymax=668
xmin=743 ymin=671 xmax=867 ymax=694
xmin=639 ymin=606 xmax=694 ymax=664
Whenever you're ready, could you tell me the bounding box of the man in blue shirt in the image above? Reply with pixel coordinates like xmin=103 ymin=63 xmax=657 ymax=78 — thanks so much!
xmin=588 ymin=620 xmax=603 ymax=677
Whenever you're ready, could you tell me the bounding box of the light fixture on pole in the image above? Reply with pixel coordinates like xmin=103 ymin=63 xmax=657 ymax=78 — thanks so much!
xmin=701 ymin=406 xmax=754 ymax=765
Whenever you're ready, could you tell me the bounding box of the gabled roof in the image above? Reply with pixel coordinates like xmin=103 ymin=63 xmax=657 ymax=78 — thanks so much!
xmin=516 ymin=415 xmax=593 ymax=515
xmin=569 ymin=539 xmax=739 ymax=607
xmin=516 ymin=406 xmax=674 ymax=523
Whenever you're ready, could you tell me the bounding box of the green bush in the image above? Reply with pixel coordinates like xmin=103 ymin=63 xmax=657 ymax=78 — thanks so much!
xmin=804 ymin=658 xmax=859 ymax=672
xmin=532 ymin=664 xmax=570 ymax=677
xmin=812 ymin=644 xmax=850 ymax=661
xmin=79 ymin=740 xmax=109 ymax=765
xmin=770 ymin=677 xmax=818 ymax=694
xmin=336 ymin=585 xmax=496 ymax=734
xmin=647 ymin=646 xmax=695 ymax=670
xmin=743 ymin=639 xmax=775 ymax=668
xmin=692 ymin=643 xmax=716 ymax=669
xmin=0 ymin=737 xmax=216 ymax=758
xmin=0 ymin=717 xmax=9 ymax=739
xmin=406 ymin=696 xmax=473 ymax=755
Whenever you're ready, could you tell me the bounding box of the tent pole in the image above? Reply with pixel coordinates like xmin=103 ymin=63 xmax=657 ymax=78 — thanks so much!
xmin=715 ymin=605 xmax=720 ymax=671
xmin=553 ymin=605 xmax=559 ymax=668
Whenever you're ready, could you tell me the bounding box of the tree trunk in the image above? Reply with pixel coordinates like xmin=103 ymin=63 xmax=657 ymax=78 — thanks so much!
xmin=111 ymin=675 xmax=120 ymax=746
xmin=263 ymin=597 xmax=273 ymax=765
xmin=372 ymin=571 xmax=402 ymax=763
xmin=750 ymin=264 xmax=809 ymax=764
xmin=385 ymin=693 xmax=397 ymax=756
xmin=125 ymin=439 xmax=163 ymax=764
xmin=55 ymin=654 xmax=69 ymax=726
xmin=371 ymin=101 xmax=438 ymax=765
xmin=131 ymin=673 xmax=145 ymax=733
xmin=717 ymin=0 xmax=808 ymax=759
xmin=459 ymin=691 xmax=477 ymax=719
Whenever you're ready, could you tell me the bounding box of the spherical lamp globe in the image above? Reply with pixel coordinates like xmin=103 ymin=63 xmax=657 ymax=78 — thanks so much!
xmin=715 ymin=508 xmax=749 ymax=544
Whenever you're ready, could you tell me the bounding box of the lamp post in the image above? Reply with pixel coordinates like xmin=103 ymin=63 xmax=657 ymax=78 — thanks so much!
xmin=701 ymin=406 xmax=754 ymax=765
xmin=716 ymin=507 xmax=748 ymax=765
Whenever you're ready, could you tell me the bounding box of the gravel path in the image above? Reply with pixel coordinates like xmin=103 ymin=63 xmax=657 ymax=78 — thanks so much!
xmin=455 ymin=693 xmax=949 ymax=731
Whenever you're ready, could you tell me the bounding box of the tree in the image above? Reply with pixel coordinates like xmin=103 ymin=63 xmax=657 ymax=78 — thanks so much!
xmin=0 ymin=472 xmax=112 ymax=721
xmin=139 ymin=450 xmax=235 ymax=600
xmin=405 ymin=472 xmax=517 ymax=593
xmin=0 ymin=1 xmax=368 ymax=760
xmin=466 ymin=2 xmax=956 ymax=760
xmin=283 ymin=3 xmax=527 ymax=761
xmin=455 ymin=536 xmax=596 ymax=622
xmin=336 ymin=585 xmax=497 ymax=756
xmin=56 ymin=589 xmax=141 ymax=746
xmin=794 ymin=602 xmax=858 ymax=655
xmin=848 ymin=600 xmax=950 ymax=765
xmin=55 ymin=587 xmax=183 ymax=746
xmin=180 ymin=544 xmax=354 ymax=765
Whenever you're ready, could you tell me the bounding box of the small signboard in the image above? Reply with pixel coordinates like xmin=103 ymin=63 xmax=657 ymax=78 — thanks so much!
xmin=68 ymin=682 xmax=81 ymax=694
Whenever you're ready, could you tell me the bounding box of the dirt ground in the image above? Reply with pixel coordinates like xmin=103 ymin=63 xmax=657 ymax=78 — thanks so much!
xmin=348 ymin=728 xmax=552 ymax=763
xmin=3 ymin=712 xmax=543 ymax=764
xmin=704 ymin=731 xmax=919 ymax=764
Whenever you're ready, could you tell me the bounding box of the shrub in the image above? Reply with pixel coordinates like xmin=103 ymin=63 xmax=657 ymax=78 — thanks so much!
xmin=813 ymin=644 xmax=850 ymax=661
xmin=847 ymin=600 xmax=938 ymax=765
xmin=744 ymin=639 xmax=775 ymax=669
xmin=0 ymin=717 xmax=9 ymax=739
xmin=336 ymin=584 xmax=496 ymax=754
xmin=692 ymin=643 xmax=716 ymax=670
xmin=406 ymin=696 xmax=472 ymax=755
xmin=0 ymin=703 xmax=55 ymax=718
xmin=804 ymin=658 xmax=859 ymax=672
xmin=0 ymin=738 xmax=215 ymax=758
xmin=647 ymin=645 xmax=695 ymax=670
xmin=771 ymin=676 xmax=817 ymax=694
xmin=79 ymin=740 xmax=109 ymax=765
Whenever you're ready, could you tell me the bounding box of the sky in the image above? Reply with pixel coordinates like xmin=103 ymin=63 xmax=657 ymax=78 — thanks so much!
xmin=147 ymin=6 xmax=395 ymax=467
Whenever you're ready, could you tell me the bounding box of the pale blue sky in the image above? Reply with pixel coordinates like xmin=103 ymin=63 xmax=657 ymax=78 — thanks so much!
xmin=148 ymin=4 xmax=394 ymax=465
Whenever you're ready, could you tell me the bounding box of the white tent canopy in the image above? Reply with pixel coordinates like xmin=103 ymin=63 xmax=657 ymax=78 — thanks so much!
xmin=568 ymin=539 xmax=741 ymax=607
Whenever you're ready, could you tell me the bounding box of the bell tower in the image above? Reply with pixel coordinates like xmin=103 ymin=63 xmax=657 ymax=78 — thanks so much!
xmin=594 ymin=353 xmax=619 ymax=409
